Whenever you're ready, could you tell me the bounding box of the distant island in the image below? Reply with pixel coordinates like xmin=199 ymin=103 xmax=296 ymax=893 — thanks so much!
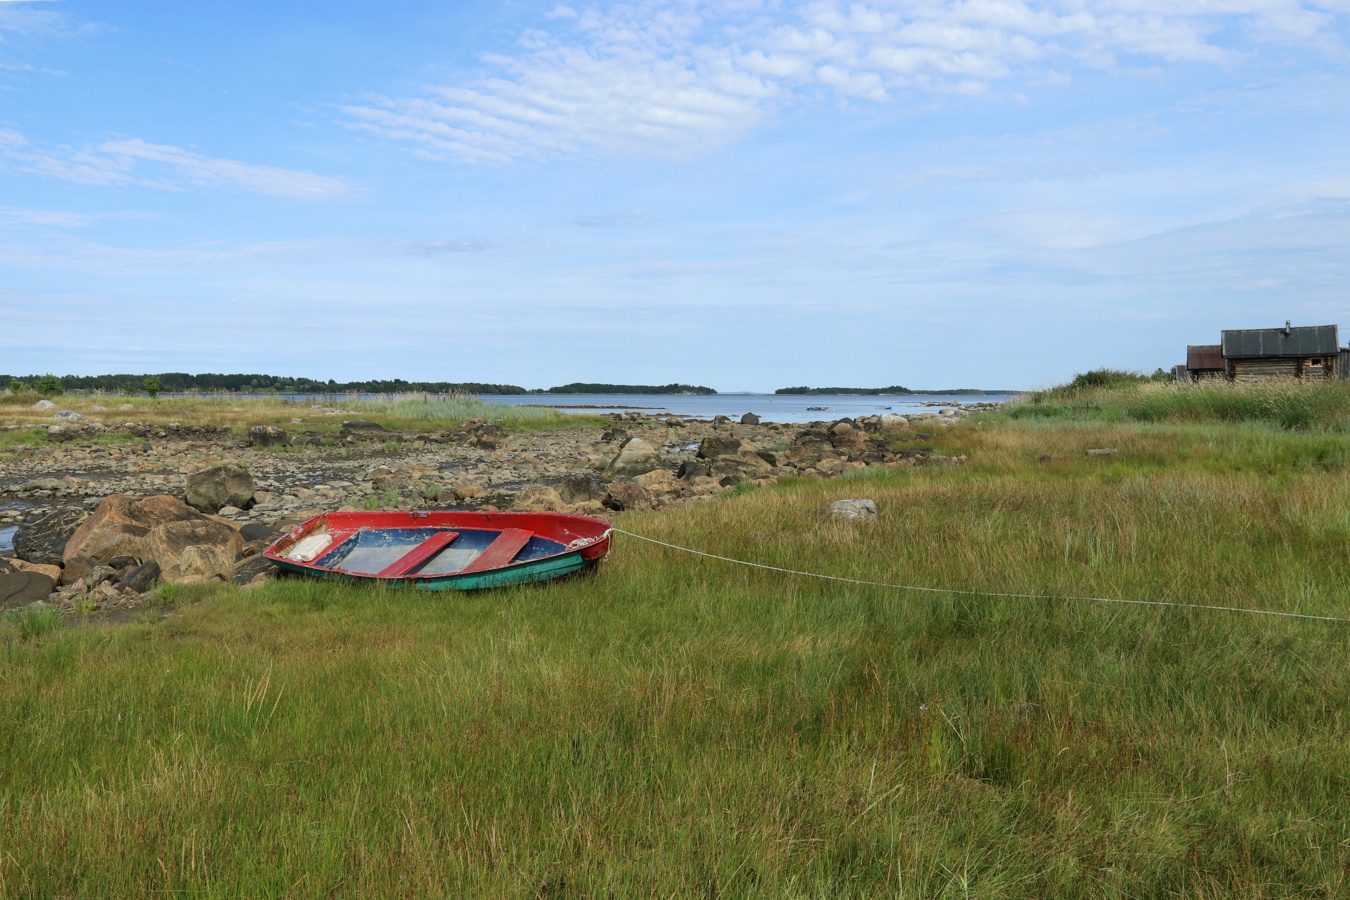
xmin=776 ymin=386 xmax=993 ymax=396
xmin=530 ymin=383 xmax=717 ymax=395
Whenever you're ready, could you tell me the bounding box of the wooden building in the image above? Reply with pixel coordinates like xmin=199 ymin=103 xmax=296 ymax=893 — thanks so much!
xmin=1185 ymin=344 xmax=1225 ymax=381
xmin=1220 ymin=323 xmax=1339 ymax=382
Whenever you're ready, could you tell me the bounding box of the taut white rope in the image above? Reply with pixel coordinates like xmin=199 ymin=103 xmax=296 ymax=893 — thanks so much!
xmin=613 ymin=528 xmax=1350 ymax=625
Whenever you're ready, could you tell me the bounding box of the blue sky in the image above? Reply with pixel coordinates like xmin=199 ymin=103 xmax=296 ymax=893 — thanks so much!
xmin=1 ymin=0 xmax=1347 ymax=390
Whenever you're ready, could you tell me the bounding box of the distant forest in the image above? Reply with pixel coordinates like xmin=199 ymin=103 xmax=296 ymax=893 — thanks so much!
xmin=2 ymin=373 xmax=528 ymax=395
xmin=776 ymin=386 xmax=992 ymax=396
xmin=1 ymin=373 xmax=718 ymax=396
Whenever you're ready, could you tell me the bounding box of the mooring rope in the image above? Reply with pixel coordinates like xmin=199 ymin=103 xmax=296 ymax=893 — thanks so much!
xmin=612 ymin=528 xmax=1350 ymax=625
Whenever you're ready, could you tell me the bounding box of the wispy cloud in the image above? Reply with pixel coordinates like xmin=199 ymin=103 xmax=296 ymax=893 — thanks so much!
xmin=345 ymin=0 xmax=1349 ymax=163
xmin=0 ymin=130 xmax=355 ymax=199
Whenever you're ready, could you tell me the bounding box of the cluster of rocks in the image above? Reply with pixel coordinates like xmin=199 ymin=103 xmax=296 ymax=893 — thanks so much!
xmin=0 ymin=477 xmax=284 ymax=615
xmin=1 ymin=403 xmax=982 ymax=614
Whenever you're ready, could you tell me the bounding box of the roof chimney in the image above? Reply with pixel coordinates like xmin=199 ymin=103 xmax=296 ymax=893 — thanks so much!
xmin=1284 ymin=320 xmax=1291 ymax=336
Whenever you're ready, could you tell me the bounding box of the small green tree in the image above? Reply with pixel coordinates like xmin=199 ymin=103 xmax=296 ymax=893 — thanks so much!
xmin=36 ymin=374 xmax=63 ymax=398
xmin=144 ymin=375 xmax=161 ymax=399
xmin=7 ymin=377 xmax=22 ymax=395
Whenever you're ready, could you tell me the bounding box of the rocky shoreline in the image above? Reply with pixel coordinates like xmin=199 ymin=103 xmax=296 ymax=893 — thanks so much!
xmin=0 ymin=403 xmax=991 ymax=615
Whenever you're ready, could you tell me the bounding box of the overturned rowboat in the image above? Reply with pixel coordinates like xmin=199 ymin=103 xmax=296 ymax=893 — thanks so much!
xmin=263 ymin=510 xmax=613 ymax=590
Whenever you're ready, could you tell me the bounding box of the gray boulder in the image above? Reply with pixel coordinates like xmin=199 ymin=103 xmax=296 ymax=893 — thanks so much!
xmin=32 ymin=399 xmax=57 ymax=410
xmin=115 ymin=560 xmax=161 ymax=594
xmin=878 ymin=413 xmax=910 ymax=429
xmin=14 ymin=507 xmax=88 ymax=567
xmin=52 ymin=410 xmax=85 ymax=420
xmin=0 ymin=571 xmax=55 ymax=608
xmin=230 ymin=555 xmax=277 ymax=586
xmin=604 ymin=438 xmax=661 ymax=479
xmin=814 ymin=499 xmax=878 ymax=523
xmin=740 ymin=412 xmax=761 ymax=425
xmin=710 ymin=450 xmax=773 ymax=481
xmin=696 ymin=435 xmax=742 ymax=459
xmin=185 ymin=464 xmax=255 ymax=514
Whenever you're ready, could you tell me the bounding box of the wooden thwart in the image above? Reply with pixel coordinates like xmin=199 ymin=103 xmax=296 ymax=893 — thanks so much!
xmin=376 ymin=531 xmax=460 ymax=578
xmin=459 ymin=528 xmax=533 ymax=574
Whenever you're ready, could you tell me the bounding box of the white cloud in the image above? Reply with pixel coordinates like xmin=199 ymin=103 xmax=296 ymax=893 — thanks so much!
xmin=345 ymin=0 xmax=1348 ymax=162
xmin=0 ymin=131 xmax=354 ymax=199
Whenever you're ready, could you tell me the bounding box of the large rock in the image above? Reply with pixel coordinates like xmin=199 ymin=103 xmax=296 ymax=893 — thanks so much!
xmin=0 ymin=572 xmax=55 ymax=608
xmin=13 ymin=507 xmax=88 ymax=567
xmin=697 ymin=435 xmax=742 ymax=459
xmin=740 ymin=412 xmax=761 ymax=425
xmin=230 ymin=555 xmax=276 ymax=586
xmin=8 ymin=559 xmax=62 ymax=582
xmin=116 ymin=560 xmax=161 ymax=594
xmin=32 ymin=399 xmax=56 ymax=410
xmin=604 ymin=438 xmax=661 ymax=479
xmin=709 ymin=450 xmax=773 ymax=480
xmin=64 ymin=494 xmax=245 ymax=582
xmin=185 ymin=463 xmax=255 ymax=514
xmin=556 ymin=474 xmax=604 ymax=504
xmin=247 ymin=425 xmax=289 ymax=447
xmin=603 ymin=481 xmax=653 ymax=511
xmin=814 ymin=499 xmax=877 ymax=523
xmin=878 ymin=413 xmax=910 ymax=430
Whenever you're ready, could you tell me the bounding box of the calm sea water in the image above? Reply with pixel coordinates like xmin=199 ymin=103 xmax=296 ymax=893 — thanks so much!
xmin=477 ymin=393 xmax=1015 ymax=424
xmin=168 ymin=391 xmax=1016 ymax=425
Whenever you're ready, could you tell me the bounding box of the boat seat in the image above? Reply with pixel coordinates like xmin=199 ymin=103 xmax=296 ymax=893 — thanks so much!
xmin=458 ymin=528 xmax=533 ymax=575
xmin=376 ymin=531 xmax=460 ymax=578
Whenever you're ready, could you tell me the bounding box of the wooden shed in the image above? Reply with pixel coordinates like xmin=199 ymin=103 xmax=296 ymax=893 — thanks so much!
xmin=1185 ymin=344 xmax=1225 ymax=381
xmin=1220 ymin=323 xmax=1339 ymax=381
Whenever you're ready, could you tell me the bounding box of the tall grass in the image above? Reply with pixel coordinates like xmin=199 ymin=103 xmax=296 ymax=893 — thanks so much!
xmin=1007 ymin=377 xmax=1350 ymax=431
xmin=2 ymin=419 xmax=1350 ymax=894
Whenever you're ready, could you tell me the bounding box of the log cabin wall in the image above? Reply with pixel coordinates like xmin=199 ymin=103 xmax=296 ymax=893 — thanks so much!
xmin=1230 ymin=358 xmax=1299 ymax=382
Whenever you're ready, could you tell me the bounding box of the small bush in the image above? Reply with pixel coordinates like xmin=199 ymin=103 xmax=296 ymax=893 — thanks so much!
xmin=36 ymin=374 xmax=63 ymax=398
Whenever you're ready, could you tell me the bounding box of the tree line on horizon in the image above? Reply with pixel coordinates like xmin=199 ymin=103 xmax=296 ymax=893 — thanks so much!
xmin=0 ymin=373 xmax=719 ymax=396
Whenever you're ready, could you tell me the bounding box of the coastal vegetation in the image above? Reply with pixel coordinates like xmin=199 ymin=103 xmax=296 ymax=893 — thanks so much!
xmin=3 ymin=386 xmax=1350 ymax=893
xmin=1011 ymin=371 xmax=1350 ymax=431
xmin=0 ymin=390 xmax=603 ymax=432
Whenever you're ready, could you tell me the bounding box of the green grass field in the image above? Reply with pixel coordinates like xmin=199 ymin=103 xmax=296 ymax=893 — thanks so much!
xmin=3 ymin=412 xmax=1350 ymax=895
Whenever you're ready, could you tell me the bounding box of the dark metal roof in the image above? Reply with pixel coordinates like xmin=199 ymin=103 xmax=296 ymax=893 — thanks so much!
xmin=1221 ymin=324 xmax=1339 ymax=359
xmin=1186 ymin=344 xmax=1223 ymax=370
